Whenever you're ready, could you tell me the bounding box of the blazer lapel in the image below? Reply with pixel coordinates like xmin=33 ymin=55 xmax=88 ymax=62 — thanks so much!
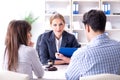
xmin=48 ymin=32 xmax=57 ymax=52
xmin=61 ymin=31 xmax=68 ymax=47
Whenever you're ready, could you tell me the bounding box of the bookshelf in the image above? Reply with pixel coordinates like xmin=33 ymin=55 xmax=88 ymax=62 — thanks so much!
xmin=45 ymin=0 xmax=120 ymax=46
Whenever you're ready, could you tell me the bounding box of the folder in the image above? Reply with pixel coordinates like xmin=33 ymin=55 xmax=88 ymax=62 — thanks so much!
xmin=59 ymin=47 xmax=78 ymax=58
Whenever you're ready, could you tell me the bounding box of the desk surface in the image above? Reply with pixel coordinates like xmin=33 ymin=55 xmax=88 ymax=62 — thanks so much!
xmin=34 ymin=65 xmax=68 ymax=80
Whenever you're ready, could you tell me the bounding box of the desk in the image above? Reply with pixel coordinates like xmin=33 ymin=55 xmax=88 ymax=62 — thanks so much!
xmin=34 ymin=65 xmax=68 ymax=80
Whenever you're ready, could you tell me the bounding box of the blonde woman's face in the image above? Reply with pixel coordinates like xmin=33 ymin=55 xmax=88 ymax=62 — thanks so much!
xmin=51 ymin=18 xmax=65 ymax=39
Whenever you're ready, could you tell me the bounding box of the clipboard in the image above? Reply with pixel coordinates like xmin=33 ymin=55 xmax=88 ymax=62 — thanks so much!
xmin=59 ymin=47 xmax=78 ymax=58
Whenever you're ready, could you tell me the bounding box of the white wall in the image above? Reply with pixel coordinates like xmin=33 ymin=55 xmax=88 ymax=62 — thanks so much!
xmin=0 ymin=0 xmax=45 ymax=70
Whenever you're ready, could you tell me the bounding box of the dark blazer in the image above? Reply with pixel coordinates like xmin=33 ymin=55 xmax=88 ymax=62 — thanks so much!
xmin=36 ymin=30 xmax=81 ymax=65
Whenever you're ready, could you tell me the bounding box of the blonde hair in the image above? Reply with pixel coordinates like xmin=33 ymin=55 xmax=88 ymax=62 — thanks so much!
xmin=50 ymin=13 xmax=65 ymax=24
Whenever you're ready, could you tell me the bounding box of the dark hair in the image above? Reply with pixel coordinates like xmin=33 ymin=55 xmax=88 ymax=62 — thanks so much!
xmin=50 ymin=13 xmax=65 ymax=24
xmin=83 ymin=9 xmax=106 ymax=32
xmin=4 ymin=20 xmax=31 ymax=71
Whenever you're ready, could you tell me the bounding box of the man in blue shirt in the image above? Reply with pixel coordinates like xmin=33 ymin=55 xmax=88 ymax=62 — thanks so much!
xmin=65 ymin=9 xmax=120 ymax=80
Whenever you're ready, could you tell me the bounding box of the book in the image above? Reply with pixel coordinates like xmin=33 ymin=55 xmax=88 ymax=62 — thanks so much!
xmin=59 ymin=47 xmax=78 ymax=58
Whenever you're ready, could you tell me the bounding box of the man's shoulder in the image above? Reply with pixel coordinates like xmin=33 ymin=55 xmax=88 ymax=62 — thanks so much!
xmin=72 ymin=47 xmax=88 ymax=57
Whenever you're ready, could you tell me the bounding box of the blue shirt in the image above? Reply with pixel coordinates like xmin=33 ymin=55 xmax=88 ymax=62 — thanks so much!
xmin=65 ymin=33 xmax=120 ymax=80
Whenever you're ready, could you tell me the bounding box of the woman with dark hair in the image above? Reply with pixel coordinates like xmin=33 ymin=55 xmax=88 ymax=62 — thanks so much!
xmin=3 ymin=20 xmax=44 ymax=80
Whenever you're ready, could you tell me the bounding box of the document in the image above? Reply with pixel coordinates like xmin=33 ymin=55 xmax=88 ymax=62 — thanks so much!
xmin=59 ymin=47 xmax=78 ymax=58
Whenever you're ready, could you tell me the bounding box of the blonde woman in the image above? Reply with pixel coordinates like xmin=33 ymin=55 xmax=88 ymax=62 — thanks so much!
xmin=36 ymin=13 xmax=81 ymax=65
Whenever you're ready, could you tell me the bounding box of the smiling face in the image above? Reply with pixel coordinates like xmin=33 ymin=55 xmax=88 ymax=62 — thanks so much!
xmin=50 ymin=13 xmax=65 ymax=39
xmin=51 ymin=18 xmax=65 ymax=39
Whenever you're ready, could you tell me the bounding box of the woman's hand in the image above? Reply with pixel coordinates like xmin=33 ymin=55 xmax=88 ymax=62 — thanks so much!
xmin=55 ymin=52 xmax=65 ymax=59
xmin=55 ymin=52 xmax=70 ymax=63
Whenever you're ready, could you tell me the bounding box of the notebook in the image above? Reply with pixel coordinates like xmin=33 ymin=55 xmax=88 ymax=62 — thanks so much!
xmin=59 ymin=47 xmax=78 ymax=58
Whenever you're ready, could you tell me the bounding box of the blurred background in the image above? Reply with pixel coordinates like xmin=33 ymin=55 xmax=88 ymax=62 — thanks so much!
xmin=0 ymin=0 xmax=45 ymax=70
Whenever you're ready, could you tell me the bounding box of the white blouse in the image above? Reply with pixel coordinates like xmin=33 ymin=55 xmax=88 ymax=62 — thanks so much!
xmin=56 ymin=36 xmax=62 ymax=52
xmin=3 ymin=45 xmax=44 ymax=80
